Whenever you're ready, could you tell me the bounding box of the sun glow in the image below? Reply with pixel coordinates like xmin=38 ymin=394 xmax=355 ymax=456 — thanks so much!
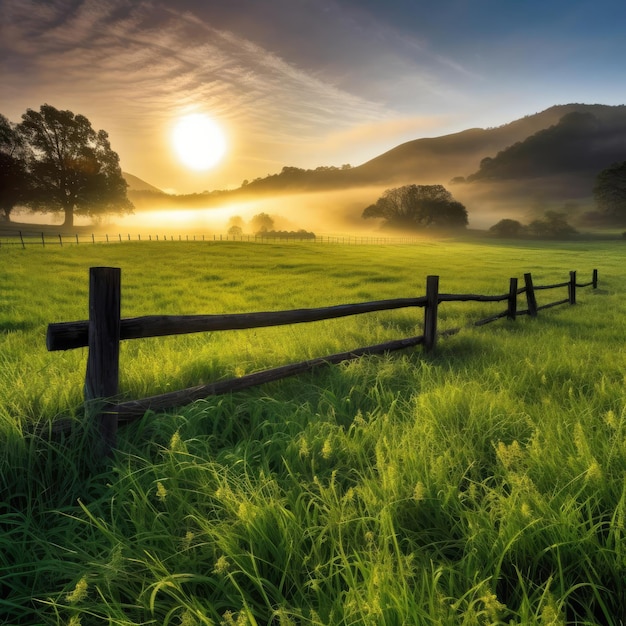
xmin=172 ymin=113 xmax=227 ymax=170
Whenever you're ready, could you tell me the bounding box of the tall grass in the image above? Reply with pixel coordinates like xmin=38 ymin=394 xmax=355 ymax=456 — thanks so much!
xmin=1 ymin=239 xmax=625 ymax=624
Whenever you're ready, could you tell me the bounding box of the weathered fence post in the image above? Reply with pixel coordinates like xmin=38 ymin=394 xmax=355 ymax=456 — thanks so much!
xmin=569 ymin=271 xmax=577 ymax=305
xmin=507 ymin=277 xmax=518 ymax=320
xmin=592 ymin=269 xmax=598 ymax=289
xmin=524 ymin=273 xmax=538 ymax=317
xmin=423 ymin=275 xmax=439 ymax=352
xmin=84 ymin=267 xmax=121 ymax=457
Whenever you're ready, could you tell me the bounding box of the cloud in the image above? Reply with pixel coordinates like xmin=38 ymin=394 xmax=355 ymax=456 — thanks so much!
xmin=3 ymin=0 xmax=409 ymax=188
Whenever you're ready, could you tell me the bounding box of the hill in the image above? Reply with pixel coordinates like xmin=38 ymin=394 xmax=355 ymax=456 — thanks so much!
xmin=353 ymin=104 xmax=626 ymax=186
xmin=123 ymin=104 xmax=626 ymax=228
xmin=466 ymin=109 xmax=626 ymax=182
xmin=123 ymin=172 xmax=164 ymax=193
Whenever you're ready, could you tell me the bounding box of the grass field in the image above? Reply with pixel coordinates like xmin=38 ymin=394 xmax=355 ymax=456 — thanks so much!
xmin=1 ymin=239 xmax=625 ymax=625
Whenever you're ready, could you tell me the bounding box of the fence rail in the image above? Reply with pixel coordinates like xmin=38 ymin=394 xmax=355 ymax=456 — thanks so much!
xmin=46 ymin=267 xmax=598 ymax=456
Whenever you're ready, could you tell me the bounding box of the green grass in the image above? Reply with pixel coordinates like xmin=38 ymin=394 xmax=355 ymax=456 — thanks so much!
xmin=1 ymin=239 xmax=625 ymax=625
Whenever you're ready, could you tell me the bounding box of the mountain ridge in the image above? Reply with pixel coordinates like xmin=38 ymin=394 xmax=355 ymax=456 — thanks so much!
xmin=125 ymin=103 xmax=626 ymax=216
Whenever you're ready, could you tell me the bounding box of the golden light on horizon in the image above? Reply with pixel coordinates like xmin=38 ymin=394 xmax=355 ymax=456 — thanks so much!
xmin=172 ymin=113 xmax=227 ymax=170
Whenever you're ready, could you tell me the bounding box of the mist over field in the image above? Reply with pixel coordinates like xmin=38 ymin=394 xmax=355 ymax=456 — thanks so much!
xmin=5 ymin=103 xmax=621 ymax=237
xmin=7 ymin=179 xmax=596 ymax=236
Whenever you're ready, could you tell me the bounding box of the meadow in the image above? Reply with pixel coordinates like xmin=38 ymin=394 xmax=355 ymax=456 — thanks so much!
xmin=0 ymin=238 xmax=625 ymax=625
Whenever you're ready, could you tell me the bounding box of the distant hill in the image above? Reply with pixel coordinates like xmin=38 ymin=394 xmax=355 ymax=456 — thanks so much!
xmin=123 ymin=172 xmax=163 ymax=193
xmin=466 ymin=109 xmax=626 ymax=182
xmin=351 ymin=104 xmax=626 ymax=185
xmin=125 ymin=104 xmax=626 ymax=227
xmin=225 ymin=104 xmax=626 ymax=196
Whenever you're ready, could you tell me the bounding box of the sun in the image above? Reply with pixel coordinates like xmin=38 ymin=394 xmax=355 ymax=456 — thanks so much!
xmin=172 ymin=113 xmax=227 ymax=170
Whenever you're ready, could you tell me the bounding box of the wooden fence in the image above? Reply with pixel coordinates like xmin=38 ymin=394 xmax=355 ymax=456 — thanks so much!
xmin=46 ymin=267 xmax=598 ymax=456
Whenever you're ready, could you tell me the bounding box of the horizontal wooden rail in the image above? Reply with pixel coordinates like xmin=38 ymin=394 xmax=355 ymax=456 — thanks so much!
xmin=438 ymin=293 xmax=508 ymax=303
xmin=47 ymin=297 xmax=427 ymax=351
xmin=45 ymin=267 xmax=598 ymax=456
xmin=114 ymin=335 xmax=425 ymax=421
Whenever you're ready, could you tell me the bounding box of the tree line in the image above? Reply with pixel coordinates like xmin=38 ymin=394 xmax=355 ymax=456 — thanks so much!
xmin=0 ymin=104 xmax=132 ymax=227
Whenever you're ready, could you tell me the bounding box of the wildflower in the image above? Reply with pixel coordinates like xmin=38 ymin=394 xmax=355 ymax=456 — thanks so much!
xmin=220 ymin=610 xmax=248 ymax=626
xmin=412 ymin=481 xmax=426 ymax=503
xmin=496 ymin=440 xmax=524 ymax=470
xmin=298 ymin=436 xmax=309 ymax=458
xmin=573 ymin=422 xmax=590 ymax=457
xmin=321 ymin=438 xmax=332 ymax=459
xmin=180 ymin=610 xmax=199 ymax=626
xmin=156 ymin=481 xmax=168 ymax=503
xmin=66 ymin=576 xmax=88 ymax=604
xmin=540 ymin=600 xmax=566 ymax=626
xmin=214 ymin=555 xmax=231 ymax=575
xmin=169 ymin=431 xmax=182 ymax=452
xmin=586 ymin=459 xmax=602 ymax=483
xmin=182 ymin=530 xmax=194 ymax=550
xmin=237 ymin=501 xmax=256 ymax=521
xmin=67 ymin=616 xmax=82 ymax=626
xmin=521 ymin=502 xmax=533 ymax=518
xmin=480 ymin=591 xmax=506 ymax=620
xmin=604 ymin=410 xmax=618 ymax=429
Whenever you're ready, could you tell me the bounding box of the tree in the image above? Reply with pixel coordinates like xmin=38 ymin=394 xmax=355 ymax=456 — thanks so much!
xmin=17 ymin=104 xmax=133 ymax=227
xmin=489 ymin=218 xmax=523 ymax=237
xmin=0 ymin=114 xmax=31 ymax=221
xmin=526 ymin=211 xmax=577 ymax=238
xmin=362 ymin=184 xmax=468 ymax=230
xmin=593 ymin=161 xmax=626 ymax=223
xmin=250 ymin=212 xmax=274 ymax=234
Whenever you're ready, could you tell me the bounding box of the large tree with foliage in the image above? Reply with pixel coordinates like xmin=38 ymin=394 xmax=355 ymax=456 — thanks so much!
xmin=593 ymin=161 xmax=626 ymax=223
xmin=0 ymin=114 xmax=32 ymax=221
xmin=362 ymin=184 xmax=468 ymax=230
xmin=250 ymin=212 xmax=274 ymax=234
xmin=17 ymin=104 xmax=133 ymax=227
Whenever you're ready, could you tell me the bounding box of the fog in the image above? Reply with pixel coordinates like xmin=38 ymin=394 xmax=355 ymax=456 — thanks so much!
xmin=10 ymin=179 xmax=594 ymax=236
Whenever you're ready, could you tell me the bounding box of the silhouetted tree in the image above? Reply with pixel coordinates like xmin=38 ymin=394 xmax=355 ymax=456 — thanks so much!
xmin=593 ymin=161 xmax=626 ymax=222
xmin=0 ymin=114 xmax=31 ymax=221
xmin=526 ymin=211 xmax=578 ymax=238
xmin=17 ymin=104 xmax=133 ymax=227
xmin=226 ymin=215 xmax=244 ymax=236
xmin=250 ymin=212 xmax=274 ymax=234
xmin=489 ymin=218 xmax=523 ymax=237
xmin=362 ymin=184 xmax=468 ymax=230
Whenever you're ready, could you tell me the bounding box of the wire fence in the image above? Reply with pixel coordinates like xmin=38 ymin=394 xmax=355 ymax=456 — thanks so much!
xmin=0 ymin=229 xmax=437 ymax=248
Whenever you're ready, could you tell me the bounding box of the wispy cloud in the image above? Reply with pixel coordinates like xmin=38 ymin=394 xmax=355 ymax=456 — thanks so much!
xmin=3 ymin=0 xmax=404 ymax=188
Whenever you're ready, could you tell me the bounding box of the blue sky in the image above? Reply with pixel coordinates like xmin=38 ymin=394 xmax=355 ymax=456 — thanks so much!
xmin=2 ymin=0 xmax=625 ymax=193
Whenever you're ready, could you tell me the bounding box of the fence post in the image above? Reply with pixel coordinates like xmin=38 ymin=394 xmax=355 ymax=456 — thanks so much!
xmin=507 ymin=277 xmax=518 ymax=320
xmin=524 ymin=272 xmax=538 ymax=317
xmin=19 ymin=231 xmax=25 ymax=249
xmin=568 ymin=271 xmax=577 ymax=305
xmin=423 ymin=275 xmax=439 ymax=352
xmin=592 ymin=269 xmax=598 ymax=289
xmin=84 ymin=267 xmax=121 ymax=457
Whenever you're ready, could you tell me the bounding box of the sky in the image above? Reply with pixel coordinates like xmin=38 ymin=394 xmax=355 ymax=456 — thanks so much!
xmin=2 ymin=0 xmax=626 ymax=194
